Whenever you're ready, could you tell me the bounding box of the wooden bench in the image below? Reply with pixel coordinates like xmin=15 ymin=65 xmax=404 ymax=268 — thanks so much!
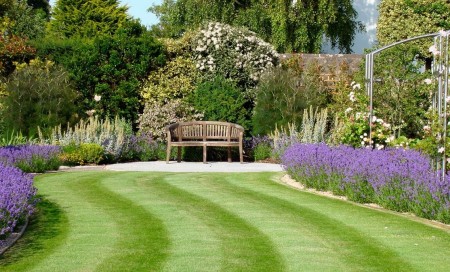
xmin=165 ymin=121 xmax=244 ymax=163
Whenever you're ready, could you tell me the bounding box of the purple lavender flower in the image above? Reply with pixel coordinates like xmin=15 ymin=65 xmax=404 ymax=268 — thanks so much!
xmin=0 ymin=164 xmax=36 ymax=238
xmin=0 ymin=145 xmax=61 ymax=173
xmin=281 ymin=143 xmax=450 ymax=223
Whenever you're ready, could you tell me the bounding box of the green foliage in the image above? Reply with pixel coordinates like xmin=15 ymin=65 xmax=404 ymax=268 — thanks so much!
xmin=1 ymin=59 xmax=78 ymax=136
xmin=0 ymin=129 xmax=35 ymax=146
xmin=252 ymin=57 xmax=329 ymax=135
xmin=0 ymin=0 xmax=47 ymax=39
xmin=48 ymin=0 xmax=129 ymax=39
xmin=189 ymin=76 xmax=252 ymax=131
xmin=138 ymin=99 xmax=203 ymax=139
xmin=141 ymin=56 xmax=198 ymax=103
xmin=60 ymin=143 xmax=104 ymax=165
xmin=45 ymin=116 xmax=131 ymax=161
xmin=151 ymin=0 xmax=363 ymax=53
xmin=377 ymin=0 xmax=450 ymax=57
xmin=192 ymin=22 xmax=279 ymax=95
xmin=40 ymin=21 xmax=166 ymax=124
xmin=253 ymin=143 xmax=272 ymax=161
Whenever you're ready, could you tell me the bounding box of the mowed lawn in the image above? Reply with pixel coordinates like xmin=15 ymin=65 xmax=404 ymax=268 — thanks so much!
xmin=1 ymin=171 xmax=450 ymax=271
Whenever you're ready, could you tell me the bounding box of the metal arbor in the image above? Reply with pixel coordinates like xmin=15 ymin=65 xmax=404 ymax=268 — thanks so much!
xmin=365 ymin=31 xmax=449 ymax=178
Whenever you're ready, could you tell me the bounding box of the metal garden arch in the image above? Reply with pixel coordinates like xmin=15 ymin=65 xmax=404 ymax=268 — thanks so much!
xmin=365 ymin=31 xmax=449 ymax=178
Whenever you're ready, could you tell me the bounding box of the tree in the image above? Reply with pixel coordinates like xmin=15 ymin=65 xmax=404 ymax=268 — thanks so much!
xmin=0 ymin=0 xmax=47 ymax=39
xmin=377 ymin=0 xmax=450 ymax=57
xmin=48 ymin=0 xmax=129 ymax=38
xmin=42 ymin=20 xmax=166 ymax=125
xmin=150 ymin=0 xmax=363 ymax=53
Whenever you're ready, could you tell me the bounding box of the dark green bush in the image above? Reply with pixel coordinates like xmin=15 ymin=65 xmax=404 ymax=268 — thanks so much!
xmin=35 ymin=20 xmax=166 ymax=125
xmin=189 ymin=76 xmax=252 ymax=132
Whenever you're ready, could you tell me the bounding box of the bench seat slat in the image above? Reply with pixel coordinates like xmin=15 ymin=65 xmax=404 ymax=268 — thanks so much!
xmin=166 ymin=121 xmax=244 ymax=163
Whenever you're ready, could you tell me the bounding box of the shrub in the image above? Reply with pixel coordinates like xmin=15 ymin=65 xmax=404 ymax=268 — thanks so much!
xmin=252 ymin=57 xmax=330 ymax=135
xmin=60 ymin=143 xmax=104 ymax=166
xmin=282 ymin=143 xmax=450 ymax=224
xmin=44 ymin=116 xmax=131 ymax=162
xmin=138 ymin=99 xmax=203 ymax=139
xmin=0 ymin=164 xmax=36 ymax=238
xmin=2 ymin=59 xmax=78 ymax=136
xmin=192 ymin=22 xmax=279 ymax=95
xmin=38 ymin=21 xmax=166 ymax=124
xmin=140 ymin=56 xmax=199 ymax=103
xmin=189 ymin=76 xmax=252 ymax=131
xmin=0 ymin=145 xmax=62 ymax=173
xmin=121 ymin=132 xmax=163 ymax=161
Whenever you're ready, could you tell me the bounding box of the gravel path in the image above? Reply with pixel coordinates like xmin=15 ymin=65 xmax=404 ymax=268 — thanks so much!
xmin=104 ymin=161 xmax=284 ymax=172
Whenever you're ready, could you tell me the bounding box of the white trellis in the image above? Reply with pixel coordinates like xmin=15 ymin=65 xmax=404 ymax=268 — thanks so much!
xmin=365 ymin=31 xmax=449 ymax=179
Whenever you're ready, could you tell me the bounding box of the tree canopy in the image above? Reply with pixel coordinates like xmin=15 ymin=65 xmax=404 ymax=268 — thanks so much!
xmin=48 ymin=0 xmax=129 ymax=38
xmin=377 ymin=0 xmax=450 ymax=57
xmin=150 ymin=0 xmax=363 ymax=53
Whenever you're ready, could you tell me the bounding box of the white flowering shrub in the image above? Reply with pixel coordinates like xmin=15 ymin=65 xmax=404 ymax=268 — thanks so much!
xmin=138 ymin=99 xmax=203 ymax=139
xmin=193 ymin=22 xmax=279 ymax=95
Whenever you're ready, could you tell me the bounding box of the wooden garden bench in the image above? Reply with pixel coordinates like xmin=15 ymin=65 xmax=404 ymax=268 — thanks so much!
xmin=165 ymin=121 xmax=244 ymax=163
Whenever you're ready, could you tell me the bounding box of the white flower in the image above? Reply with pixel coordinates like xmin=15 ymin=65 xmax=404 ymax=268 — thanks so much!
xmin=352 ymin=83 xmax=361 ymax=90
xmin=429 ymin=45 xmax=441 ymax=56
xmin=86 ymin=109 xmax=96 ymax=116
xmin=345 ymin=107 xmax=353 ymax=114
xmin=372 ymin=116 xmax=377 ymax=122
xmin=348 ymin=92 xmax=356 ymax=102
xmin=423 ymin=125 xmax=431 ymax=131
xmin=423 ymin=78 xmax=432 ymax=85
xmin=363 ymin=133 xmax=367 ymax=137
xmin=438 ymin=147 xmax=445 ymax=153
xmin=94 ymin=94 xmax=101 ymax=102
xmin=446 ymin=96 xmax=450 ymax=103
xmin=376 ymin=118 xmax=384 ymax=123
xmin=361 ymin=141 xmax=365 ymax=146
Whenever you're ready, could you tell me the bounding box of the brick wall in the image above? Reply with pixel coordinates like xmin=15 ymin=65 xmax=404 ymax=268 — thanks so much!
xmin=281 ymin=53 xmax=364 ymax=88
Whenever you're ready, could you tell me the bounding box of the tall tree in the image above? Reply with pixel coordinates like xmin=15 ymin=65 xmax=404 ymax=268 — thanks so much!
xmin=149 ymin=0 xmax=363 ymax=53
xmin=377 ymin=0 xmax=450 ymax=57
xmin=49 ymin=0 xmax=129 ymax=38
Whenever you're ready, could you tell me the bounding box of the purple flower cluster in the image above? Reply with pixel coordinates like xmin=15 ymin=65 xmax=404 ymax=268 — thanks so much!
xmin=282 ymin=143 xmax=450 ymax=223
xmin=0 ymin=145 xmax=62 ymax=173
xmin=121 ymin=132 xmax=161 ymax=161
xmin=0 ymin=164 xmax=36 ymax=237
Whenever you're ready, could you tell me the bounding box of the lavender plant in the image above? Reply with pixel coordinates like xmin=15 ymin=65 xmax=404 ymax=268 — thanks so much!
xmin=0 ymin=145 xmax=61 ymax=173
xmin=0 ymin=164 xmax=36 ymax=239
xmin=282 ymin=143 xmax=450 ymax=223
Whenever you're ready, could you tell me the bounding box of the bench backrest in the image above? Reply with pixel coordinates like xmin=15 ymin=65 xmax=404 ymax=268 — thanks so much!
xmin=166 ymin=121 xmax=244 ymax=142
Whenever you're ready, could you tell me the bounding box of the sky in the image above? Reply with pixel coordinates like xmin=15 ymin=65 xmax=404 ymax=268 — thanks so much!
xmin=48 ymin=0 xmax=162 ymax=28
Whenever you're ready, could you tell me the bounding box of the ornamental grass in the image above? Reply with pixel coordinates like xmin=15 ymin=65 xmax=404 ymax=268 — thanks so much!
xmin=282 ymin=143 xmax=450 ymax=224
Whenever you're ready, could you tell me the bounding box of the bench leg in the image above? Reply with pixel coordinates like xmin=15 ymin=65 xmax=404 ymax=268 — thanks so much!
xmin=239 ymin=143 xmax=243 ymax=163
xmin=203 ymin=145 xmax=207 ymax=164
xmin=166 ymin=145 xmax=171 ymax=164
xmin=228 ymin=147 xmax=232 ymax=163
xmin=177 ymin=146 xmax=182 ymax=163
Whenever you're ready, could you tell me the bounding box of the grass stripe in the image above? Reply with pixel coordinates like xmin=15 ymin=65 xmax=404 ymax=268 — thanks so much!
xmin=101 ymin=172 xmax=286 ymax=272
xmin=216 ymin=172 xmax=450 ymax=271
xmin=1 ymin=172 xmax=170 ymax=271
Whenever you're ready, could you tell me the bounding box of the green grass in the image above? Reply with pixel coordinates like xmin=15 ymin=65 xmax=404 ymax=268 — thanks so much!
xmin=1 ymin=171 xmax=450 ymax=271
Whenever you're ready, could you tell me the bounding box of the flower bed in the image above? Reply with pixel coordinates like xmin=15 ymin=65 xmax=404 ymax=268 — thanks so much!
xmin=282 ymin=143 xmax=450 ymax=224
xmin=0 ymin=164 xmax=36 ymax=239
xmin=0 ymin=145 xmax=61 ymax=173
